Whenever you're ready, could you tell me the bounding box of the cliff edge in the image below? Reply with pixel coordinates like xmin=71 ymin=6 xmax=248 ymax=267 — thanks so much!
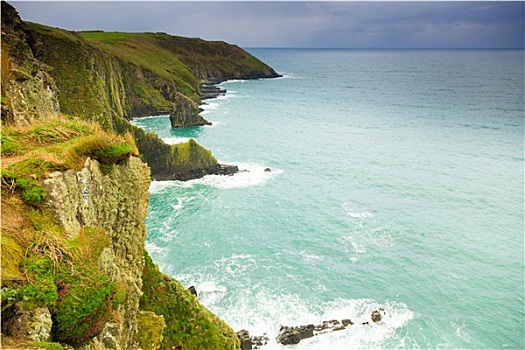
xmin=0 ymin=1 xmax=259 ymax=348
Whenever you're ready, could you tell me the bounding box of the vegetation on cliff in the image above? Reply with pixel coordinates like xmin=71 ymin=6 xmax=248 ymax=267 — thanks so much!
xmin=140 ymin=251 xmax=240 ymax=350
xmin=22 ymin=21 xmax=234 ymax=178
xmin=1 ymin=116 xmax=138 ymax=347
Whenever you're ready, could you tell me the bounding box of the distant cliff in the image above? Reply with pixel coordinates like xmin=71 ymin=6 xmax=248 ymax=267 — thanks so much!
xmin=2 ymin=2 xmax=279 ymax=180
xmin=0 ymin=1 xmax=282 ymax=348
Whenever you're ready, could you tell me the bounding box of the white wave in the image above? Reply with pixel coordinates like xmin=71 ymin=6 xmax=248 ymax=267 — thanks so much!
xmin=275 ymin=74 xmax=295 ymax=80
xmin=163 ymin=137 xmax=191 ymax=145
xmin=197 ymin=281 xmax=228 ymax=303
xmin=300 ymin=250 xmax=324 ymax=262
xmin=172 ymin=197 xmax=183 ymax=210
xmin=213 ymin=287 xmax=415 ymax=350
xmin=145 ymin=241 xmax=165 ymax=256
xmin=130 ymin=114 xmax=169 ymax=123
xmin=214 ymin=253 xmax=257 ymax=278
xmin=352 ymin=241 xmax=367 ymax=254
xmin=219 ymin=79 xmax=247 ymax=85
xmin=202 ymin=101 xmax=219 ymax=110
xmin=181 ymin=163 xmax=283 ymax=189
xmin=342 ymin=202 xmax=373 ymax=219
xmin=365 ymin=227 xmax=400 ymax=247
xmin=158 ymin=228 xmax=180 ymax=243
xmin=148 ymin=180 xmax=178 ymax=194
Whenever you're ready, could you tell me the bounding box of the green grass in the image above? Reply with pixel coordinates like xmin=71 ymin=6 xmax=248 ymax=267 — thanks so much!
xmin=1 ymin=171 xmax=47 ymax=206
xmin=0 ymin=134 xmax=19 ymax=156
xmin=80 ymin=32 xmax=199 ymax=98
xmin=63 ymin=131 xmax=133 ymax=170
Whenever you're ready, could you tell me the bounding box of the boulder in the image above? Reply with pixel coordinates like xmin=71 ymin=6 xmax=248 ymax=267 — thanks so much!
xmin=371 ymin=309 xmax=384 ymax=323
xmin=276 ymin=324 xmax=314 ymax=345
xmin=188 ymin=286 xmax=197 ymax=297
xmin=236 ymin=329 xmax=268 ymax=350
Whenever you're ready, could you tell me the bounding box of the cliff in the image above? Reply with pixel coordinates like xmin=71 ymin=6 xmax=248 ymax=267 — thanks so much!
xmin=0 ymin=1 xmax=275 ymax=348
xmin=1 ymin=116 xmax=240 ymax=349
xmin=3 ymin=4 xmax=278 ymax=180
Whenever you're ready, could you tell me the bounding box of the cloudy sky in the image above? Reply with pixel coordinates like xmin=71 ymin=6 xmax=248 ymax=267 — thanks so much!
xmin=11 ymin=1 xmax=525 ymax=48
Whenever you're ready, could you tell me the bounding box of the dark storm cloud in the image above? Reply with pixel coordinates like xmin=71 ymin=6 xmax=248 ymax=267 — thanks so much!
xmin=10 ymin=1 xmax=525 ymax=48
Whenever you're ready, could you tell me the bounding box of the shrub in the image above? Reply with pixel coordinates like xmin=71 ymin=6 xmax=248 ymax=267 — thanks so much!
xmin=64 ymin=131 xmax=133 ymax=170
xmin=19 ymin=256 xmax=58 ymax=307
xmin=1 ymin=171 xmax=47 ymax=206
xmin=15 ymin=178 xmax=47 ymax=205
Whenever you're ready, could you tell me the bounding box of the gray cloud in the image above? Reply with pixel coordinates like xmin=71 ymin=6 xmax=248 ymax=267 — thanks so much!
xmin=11 ymin=1 xmax=525 ymax=48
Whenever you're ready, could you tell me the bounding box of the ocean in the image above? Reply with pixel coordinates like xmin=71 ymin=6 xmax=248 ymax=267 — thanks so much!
xmin=132 ymin=49 xmax=524 ymax=349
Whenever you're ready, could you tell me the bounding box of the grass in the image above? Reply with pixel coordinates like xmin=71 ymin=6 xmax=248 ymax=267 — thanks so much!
xmin=80 ymin=32 xmax=199 ymax=98
xmin=2 ymin=114 xmax=137 ymax=173
xmin=1 ymin=115 xmax=137 ymax=207
xmin=63 ymin=131 xmax=134 ymax=170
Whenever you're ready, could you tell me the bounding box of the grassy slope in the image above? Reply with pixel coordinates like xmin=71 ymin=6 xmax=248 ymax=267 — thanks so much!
xmin=80 ymin=32 xmax=199 ymax=99
xmin=140 ymin=251 xmax=239 ymax=350
xmin=1 ymin=117 xmax=235 ymax=349
xmin=80 ymin=31 xmax=278 ymax=85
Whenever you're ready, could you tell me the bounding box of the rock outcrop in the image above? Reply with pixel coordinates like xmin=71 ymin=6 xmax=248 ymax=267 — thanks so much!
xmin=200 ymin=80 xmax=227 ymax=101
xmin=170 ymin=92 xmax=211 ymax=128
xmin=274 ymin=309 xmax=386 ymax=346
xmin=41 ymin=156 xmax=151 ymax=348
xmin=237 ymin=329 xmax=269 ymax=350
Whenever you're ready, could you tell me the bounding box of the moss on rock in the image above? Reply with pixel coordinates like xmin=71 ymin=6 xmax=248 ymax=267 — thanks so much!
xmin=134 ymin=311 xmax=166 ymax=350
xmin=0 ymin=235 xmax=24 ymax=287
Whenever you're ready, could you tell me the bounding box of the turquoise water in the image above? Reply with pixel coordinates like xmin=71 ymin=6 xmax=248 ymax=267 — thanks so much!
xmin=133 ymin=49 xmax=524 ymax=349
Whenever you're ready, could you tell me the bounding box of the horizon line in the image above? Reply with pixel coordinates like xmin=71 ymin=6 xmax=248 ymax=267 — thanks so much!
xmin=243 ymin=47 xmax=525 ymax=50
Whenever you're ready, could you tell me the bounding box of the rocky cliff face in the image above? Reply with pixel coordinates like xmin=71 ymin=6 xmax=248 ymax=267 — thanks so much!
xmin=170 ymin=92 xmax=211 ymax=128
xmin=42 ymin=157 xmax=151 ymax=348
xmin=0 ymin=1 xmax=60 ymax=126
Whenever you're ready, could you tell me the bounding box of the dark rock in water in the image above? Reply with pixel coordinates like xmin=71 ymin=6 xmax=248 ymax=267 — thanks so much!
xmin=342 ymin=319 xmax=353 ymax=327
xmin=244 ymin=314 xmax=382 ymax=348
xmin=188 ymin=286 xmax=197 ymax=297
xmin=236 ymin=329 xmax=268 ymax=350
xmin=276 ymin=324 xmax=314 ymax=345
xmin=151 ymin=163 xmax=239 ymax=181
xmin=237 ymin=329 xmax=252 ymax=350
xmin=264 ymin=168 xmax=272 ymax=172
xmin=315 ymin=319 xmax=340 ymax=332
xmin=200 ymin=82 xmax=227 ymax=101
xmin=371 ymin=309 xmax=382 ymax=323
xmin=215 ymin=164 xmax=239 ymax=176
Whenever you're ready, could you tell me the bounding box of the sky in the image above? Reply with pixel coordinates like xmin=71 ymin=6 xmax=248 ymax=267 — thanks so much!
xmin=10 ymin=1 xmax=525 ymax=49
